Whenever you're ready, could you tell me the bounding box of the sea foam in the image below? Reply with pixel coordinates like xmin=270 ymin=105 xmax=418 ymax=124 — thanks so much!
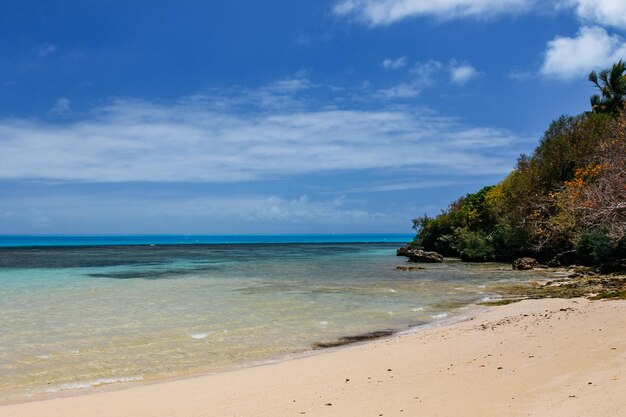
xmin=43 ymin=375 xmax=144 ymax=393
xmin=191 ymin=332 xmax=213 ymax=340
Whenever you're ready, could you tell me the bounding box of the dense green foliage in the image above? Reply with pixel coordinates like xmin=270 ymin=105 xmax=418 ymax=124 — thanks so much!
xmin=412 ymin=62 xmax=626 ymax=269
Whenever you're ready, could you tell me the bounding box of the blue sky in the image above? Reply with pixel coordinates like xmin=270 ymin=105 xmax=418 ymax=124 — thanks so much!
xmin=1 ymin=0 xmax=626 ymax=234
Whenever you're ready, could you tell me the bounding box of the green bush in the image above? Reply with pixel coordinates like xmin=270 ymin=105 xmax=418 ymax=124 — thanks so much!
xmin=576 ymin=229 xmax=616 ymax=265
xmin=454 ymin=229 xmax=495 ymax=262
xmin=490 ymin=223 xmax=526 ymax=261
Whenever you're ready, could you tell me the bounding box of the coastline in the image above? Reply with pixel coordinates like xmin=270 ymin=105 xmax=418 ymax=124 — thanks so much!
xmin=0 ymin=302 xmax=484 ymax=406
xmin=2 ymin=297 xmax=624 ymax=417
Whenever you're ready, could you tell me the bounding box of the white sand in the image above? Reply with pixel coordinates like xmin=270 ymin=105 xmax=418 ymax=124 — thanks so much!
xmin=2 ymin=298 xmax=625 ymax=417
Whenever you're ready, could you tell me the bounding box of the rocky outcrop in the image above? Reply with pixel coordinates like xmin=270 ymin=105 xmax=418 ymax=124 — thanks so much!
xmin=396 ymin=245 xmax=413 ymax=257
xmin=512 ymin=257 xmax=539 ymax=270
xmin=396 ymin=245 xmax=444 ymax=263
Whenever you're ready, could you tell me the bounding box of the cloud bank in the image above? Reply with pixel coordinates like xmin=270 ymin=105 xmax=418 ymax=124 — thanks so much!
xmin=333 ymin=0 xmax=534 ymax=25
xmin=0 ymin=82 xmax=521 ymax=183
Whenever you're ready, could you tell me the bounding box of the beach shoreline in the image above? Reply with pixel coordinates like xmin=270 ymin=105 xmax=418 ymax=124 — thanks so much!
xmin=0 ymin=302 xmax=486 ymax=407
xmin=2 ymin=296 xmax=624 ymax=417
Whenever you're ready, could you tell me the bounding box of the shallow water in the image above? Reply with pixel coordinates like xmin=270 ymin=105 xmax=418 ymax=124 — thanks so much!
xmin=0 ymin=243 xmax=542 ymax=403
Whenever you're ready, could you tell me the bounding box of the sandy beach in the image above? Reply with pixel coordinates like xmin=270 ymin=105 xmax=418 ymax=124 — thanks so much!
xmin=2 ymin=297 xmax=624 ymax=417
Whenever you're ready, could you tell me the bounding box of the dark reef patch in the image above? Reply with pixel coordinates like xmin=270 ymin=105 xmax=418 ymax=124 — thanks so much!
xmin=312 ymin=330 xmax=395 ymax=349
xmin=87 ymin=264 xmax=221 ymax=279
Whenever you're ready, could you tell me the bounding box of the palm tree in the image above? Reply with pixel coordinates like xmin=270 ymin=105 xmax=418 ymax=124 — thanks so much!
xmin=588 ymin=60 xmax=626 ymax=116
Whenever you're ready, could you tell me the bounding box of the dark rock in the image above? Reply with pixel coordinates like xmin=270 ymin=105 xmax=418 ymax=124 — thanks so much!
xmin=396 ymin=245 xmax=443 ymax=263
xmin=512 ymin=257 xmax=539 ymax=270
xmin=396 ymin=245 xmax=412 ymax=257
xmin=548 ymin=250 xmax=579 ymax=267
xmin=407 ymin=250 xmax=443 ymax=263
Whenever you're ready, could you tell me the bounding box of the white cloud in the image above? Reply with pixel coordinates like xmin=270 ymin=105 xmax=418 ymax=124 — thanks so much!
xmin=449 ymin=63 xmax=479 ymax=85
xmin=37 ymin=43 xmax=57 ymax=57
xmin=345 ymin=179 xmax=470 ymax=192
xmin=377 ymin=60 xmax=477 ymax=94
xmin=409 ymin=60 xmax=444 ymax=84
xmin=382 ymin=56 xmax=407 ymax=69
xmin=508 ymin=68 xmax=533 ymax=81
xmin=50 ymin=97 xmax=71 ymax=115
xmin=0 ymin=83 xmax=522 ymax=183
xmin=541 ymin=26 xmax=626 ymax=79
xmin=333 ymin=0 xmax=534 ymax=26
xmin=375 ymin=60 xmax=442 ymax=97
xmin=265 ymin=77 xmax=312 ymax=93
xmin=564 ymin=0 xmax=626 ymax=30
xmin=374 ymin=83 xmax=421 ymax=98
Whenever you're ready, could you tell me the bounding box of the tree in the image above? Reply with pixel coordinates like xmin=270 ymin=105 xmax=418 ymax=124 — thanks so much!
xmin=589 ymin=60 xmax=626 ymax=116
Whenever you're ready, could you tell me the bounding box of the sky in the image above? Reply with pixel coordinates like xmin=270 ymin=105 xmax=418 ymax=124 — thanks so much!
xmin=1 ymin=0 xmax=626 ymax=234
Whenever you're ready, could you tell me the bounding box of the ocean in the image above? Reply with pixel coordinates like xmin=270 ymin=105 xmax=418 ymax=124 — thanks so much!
xmin=0 ymin=235 xmax=543 ymax=403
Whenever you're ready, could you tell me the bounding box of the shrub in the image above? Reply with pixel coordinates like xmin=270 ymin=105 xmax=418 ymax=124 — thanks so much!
xmin=454 ymin=229 xmax=495 ymax=262
xmin=576 ymin=229 xmax=617 ymax=265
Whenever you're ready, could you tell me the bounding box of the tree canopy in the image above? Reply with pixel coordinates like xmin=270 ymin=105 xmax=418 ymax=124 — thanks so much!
xmin=411 ymin=61 xmax=626 ymax=271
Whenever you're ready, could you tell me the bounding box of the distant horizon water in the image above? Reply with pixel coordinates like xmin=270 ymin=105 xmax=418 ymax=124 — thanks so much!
xmin=0 ymin=234 xmax=414 ymax=248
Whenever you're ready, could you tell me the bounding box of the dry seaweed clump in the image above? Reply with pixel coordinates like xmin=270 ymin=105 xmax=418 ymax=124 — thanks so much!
xmin=492 ymin=274 xmax=626 ymax=301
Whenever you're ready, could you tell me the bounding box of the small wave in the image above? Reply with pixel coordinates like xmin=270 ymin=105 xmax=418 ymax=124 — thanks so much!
xmin=431 ymin=313 xmax=448 ymax=319
xmin=387 ymin=311 xmax=394 ymax=316
xmin=388 ymin=289 xmax=397 ymax=293
xmin=191 ymin=332 xmax=213 ymax=340
xmin=480 ymin=296 xmax=492 ymax=302
xmin=43 ymin=376 xmax=144 ymax=393
xmin=318 ymin=321 xmax=329 ymax=327
xmin=410 ymin=307 xmax=424 ymax=312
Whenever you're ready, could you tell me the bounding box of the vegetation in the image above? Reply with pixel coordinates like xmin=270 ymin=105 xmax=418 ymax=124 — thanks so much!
xmin=589 ymin=60 xmax=626 ymax=116
xmin=494 ymin=273 xmax=626 ymax=301
xmin=411 ymin=61 xmax=626 ymax=270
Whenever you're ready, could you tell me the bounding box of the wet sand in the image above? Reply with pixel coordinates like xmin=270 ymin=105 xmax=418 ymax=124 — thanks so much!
xmin=2 ymin=297 xmax=625 ymax=417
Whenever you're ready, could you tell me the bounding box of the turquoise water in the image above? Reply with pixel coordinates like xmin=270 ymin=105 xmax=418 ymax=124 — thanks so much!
xmin=0 ymin=241 xmax=543 ymax=403
xmin=0 ymin=234 xmax=413 ymax=247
